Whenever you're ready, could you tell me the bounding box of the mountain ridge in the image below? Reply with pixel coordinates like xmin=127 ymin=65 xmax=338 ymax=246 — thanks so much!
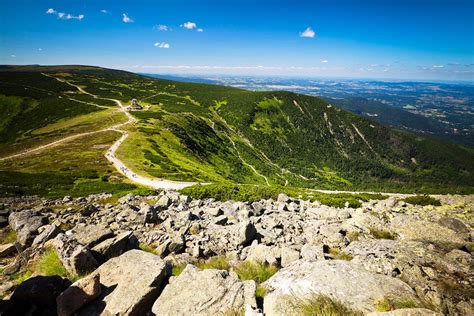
xmin=0 ymin=65 xmax=473 ymax=196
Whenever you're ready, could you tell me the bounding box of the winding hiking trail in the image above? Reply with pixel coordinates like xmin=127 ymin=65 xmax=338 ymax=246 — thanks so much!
xmin=0 ymin=74 xmax=417 ymax=196
xmin=0 ymin=73 xmax=197 ymax=190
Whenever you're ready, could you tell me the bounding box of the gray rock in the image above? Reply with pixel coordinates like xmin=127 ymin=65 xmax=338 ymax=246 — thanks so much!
xmin=81 ymin=204 xmax=98 ymax=216
xmin=277 ymin=193 xmax=290 ymax=203
xmin=9 ymin=210 xmax=48 ymax=246
xmin=74 ymin=225 xmax=114 ymax=248
xmin=204 ymin=207 xmax=222 ymax=217
xmin=220 ymin=201 xmax=240 ymax=218
xmin=438 ymin=217 xmax=470 ymax=234
xmin=263 ymin=260 xmax=419 ymax=314
xmin=0 ymin=243 xmax=17 ymax=257
xmin=213 ymin=215 xmax=228 ymax=225
xmin=11 ymin=275 xmax=71 ymax=307
xmin=250 ymin=202 xmax=265 ymax=216
xmin=118 ymin=193 xmax=134 ymax=204
xmin=280 ymin=247 xmax=300 ymax=267
xmin=141 ymin=204 xmax=158 ymax=223
xmin=77 ymin=250 xmax=170 ymax=316
xmin=152 ymin=264 xmax=256 ymax=315
xmin=246 ymin=243 xmax=278 ymax=265
xmin=91 ymin=231 xmax=139 ymax=262
xmin=238 ymin=220 xmax=257 ymax=245
xmin=50 ymin=234 xmax=99 ymax=275
xmin=300 ymin=244 xmax=324 ymax=261
xmin=156 ymin=239 xmax=171 ymax=257
xmin=32 ymin=224 xmax=61 ymax=246
xmin=56 ymin=274 xmax=101 ymax=316
xmin=156 ymin=195 xmax=172 ymax=210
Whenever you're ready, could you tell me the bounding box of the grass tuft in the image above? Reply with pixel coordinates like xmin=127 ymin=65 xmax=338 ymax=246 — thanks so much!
xmin=346 ymin=231 xmax=360 ymax=242
xmin=33 ymin=247 xmax=69 ymax=277
xmin=172 ymin=264 xmax=186 ymax=276
xmin=256 ymin=285 xmax=267 ymax=298
xmin=374 ymin=297 xmax=420 ymax=312
xmin=328 ymin=248 xmax=353 ymax=261
xmin=234 ymin=260 xmax=279 ymax=284
xmin=1 ymin=228 xmax=17 ymax=244
xmin=139 ymin=243 xmax=158 ymax=255
xmin=195 ymin=256 xmax=230 ymax=270
xmin=292 ymin=294 xmax=363 ymax=316
xmin=369 ymin=228 xmax=397 ymax=240
xmin=10 ymin=270 xmax=33 ymax=285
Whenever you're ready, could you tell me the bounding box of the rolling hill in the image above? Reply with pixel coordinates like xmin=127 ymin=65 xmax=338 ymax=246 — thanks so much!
xmin=0 ymin=65 xmax=473 ymax=196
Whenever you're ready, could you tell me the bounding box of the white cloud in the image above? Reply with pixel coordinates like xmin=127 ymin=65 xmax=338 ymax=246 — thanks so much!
xmin=321 ymin=60 xmax=328 ymax=63
xmin=46 ymin=8 xmax=84 ymax=20
xmin=100 ymin=9 xmax=108 ymax=14
xmin=155 ymin=24 xmax=169 ymax=31
xmin=432 ymin=65 xmax=444 ymax=68
xmin=197 ymin=28 xmax=204 ymax=32
xmin=122 ymin=13 xmax=133 ymax=23
xmin=181 ymin=21 xmax=197 ymax=29
xmin=300 ymin=27 xmax=315 ymax=38
xmin=11 ymin=55 xmax=16 ymax=58
xmin=154 ymin=42 xmax=170 ymax=48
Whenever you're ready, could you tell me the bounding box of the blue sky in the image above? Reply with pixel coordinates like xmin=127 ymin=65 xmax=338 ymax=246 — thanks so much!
xmin=1 ymin=0 xmax=473 ymax=81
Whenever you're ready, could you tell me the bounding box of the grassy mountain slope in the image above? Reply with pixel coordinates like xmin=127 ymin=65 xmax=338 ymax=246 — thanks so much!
xmin=0 ymin=65 xmax=473 ymax=196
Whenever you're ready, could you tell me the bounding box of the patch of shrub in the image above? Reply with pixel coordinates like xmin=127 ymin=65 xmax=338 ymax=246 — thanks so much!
xmin=181 ymin=184 xmax=385 ymax=208
xmin=404 ymin=195 xmax=441 ymax=206
xmin=369 ymin=228 xmax=397 ymax=240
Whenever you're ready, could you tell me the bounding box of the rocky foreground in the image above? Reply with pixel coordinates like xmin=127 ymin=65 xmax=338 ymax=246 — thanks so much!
xmin=0 ymin=191 xmax=472 ymax=315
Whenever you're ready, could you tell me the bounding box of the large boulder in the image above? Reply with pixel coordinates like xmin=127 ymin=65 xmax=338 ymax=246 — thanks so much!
xmin=32 ymin=224 xmax=61 ymax=247
xmin=262 ymin=260 xmax=419 ymax=315
xmin=8 ymin=210 xmax=48 ymax=246
xmin=56 ymin=274 xmax=101 ymax=316
xmin=77 ymin=250 xmax=170 ymax=315
xmin=280 ymin=246 xmax=300 ymax=267
xmin=4 ymin=276 xmax=71 ymax=315
xmin=50 ymin=234 xmax=99 ymax=275
xmin=91 ymin=231 xmax=139 ymax=262
xmin=140 ymin=203 xmax=159 ymax=223
xmin=152 ymin=264 xmax=256 ymax=315
xmin=238 ymin=220 xmax=257 ymax=245
xmin=246 ymin=242 xmax=278 ymax=265
xmin=390 ymin=218 xmax=465 ymax=245
xmin=73 ymin=224 xmax=114 ymax=248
